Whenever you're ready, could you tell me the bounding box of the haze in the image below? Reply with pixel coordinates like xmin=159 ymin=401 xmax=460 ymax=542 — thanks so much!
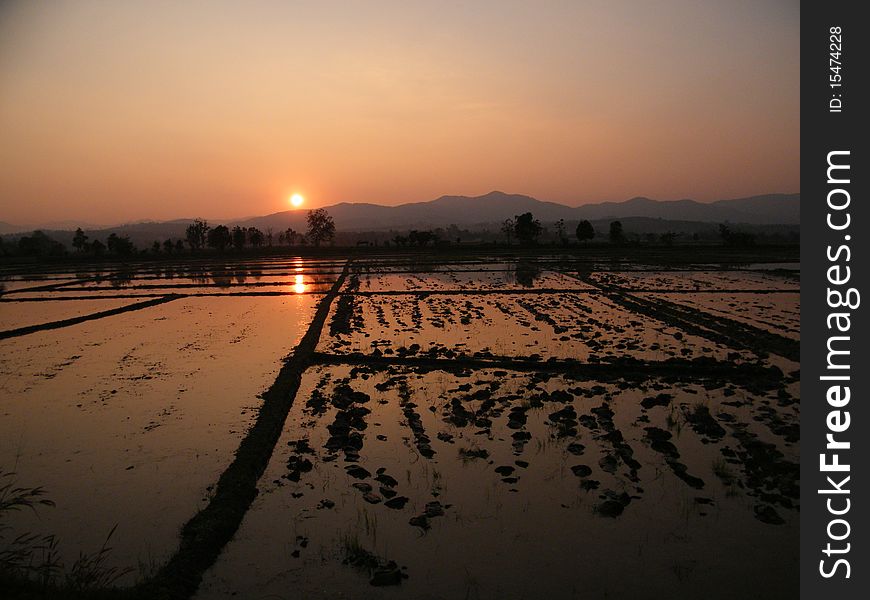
xmin=0 ymin=0 xmax=799 ymax=225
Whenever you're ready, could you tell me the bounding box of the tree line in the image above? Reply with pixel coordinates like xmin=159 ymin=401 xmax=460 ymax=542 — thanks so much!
xmin=186 ymin=208 xmax=336 ymax=253
xmin=4 ymin=208 xmax=337 ymax=258
xmin=497 ymin=213 xmax=758 ymax=247
xmin=2 ymin=208 xmax=765 ymax=258
xmin=499 ymin=213 xmax=625 ymax=246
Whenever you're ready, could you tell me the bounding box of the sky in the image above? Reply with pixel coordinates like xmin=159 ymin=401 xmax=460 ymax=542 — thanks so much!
xmin=0 ymin=0 xmax=799 ymax=225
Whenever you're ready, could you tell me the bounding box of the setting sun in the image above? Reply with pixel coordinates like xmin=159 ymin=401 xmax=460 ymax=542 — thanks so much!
xmin=289 ymin=193 xmax=305 ymax=208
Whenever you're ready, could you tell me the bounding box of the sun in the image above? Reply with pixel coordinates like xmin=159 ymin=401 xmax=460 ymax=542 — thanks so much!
xmin=289 ymin=193 xmax=305 ymax=208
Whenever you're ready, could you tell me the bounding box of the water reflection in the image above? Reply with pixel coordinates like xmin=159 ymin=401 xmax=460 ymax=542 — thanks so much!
xmin=513 ymin=260 xmax=541 ymax=287
xmin=211 ymin=271 xmax=233 ymax=288
xmin=47 ymin=258 xmax=340 ymax=292
xmin=293 ymin=274 xmax=306 ymax=294
xmin=408 ymin=256 xmax=437 ymax=273
xmin=189 ymin=267 xmax=210 ymax=285
xmin=109 ymin=269 xmax=134 ymax=288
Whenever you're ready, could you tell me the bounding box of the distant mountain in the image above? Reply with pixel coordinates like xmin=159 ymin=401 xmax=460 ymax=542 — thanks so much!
xmin=0 ymin=219 xmax=106 ymax=235
xmin=239 ymin=191 xmax=799 ymax=231
xmin=572 ymin=194 xmax=799 ymax=224
xmin=0 ymin=221 xmax=24 ymax=235
xmin=36 ymin=219 xmax=107 ymax=231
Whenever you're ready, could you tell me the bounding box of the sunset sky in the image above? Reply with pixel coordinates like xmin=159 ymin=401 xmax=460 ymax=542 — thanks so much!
xmin=0 ymin=0 xmax=799 ymax=226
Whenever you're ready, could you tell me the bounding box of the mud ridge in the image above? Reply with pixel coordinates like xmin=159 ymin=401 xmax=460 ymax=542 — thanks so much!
xmin=0 ymin=295 xmax=181 ymax=340
xmin=310 ymin=352 xmax=784 ymax=390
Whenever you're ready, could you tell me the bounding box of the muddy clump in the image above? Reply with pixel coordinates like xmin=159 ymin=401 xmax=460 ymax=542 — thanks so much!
xmin=343 ymin=542 xmax=408 ymax=586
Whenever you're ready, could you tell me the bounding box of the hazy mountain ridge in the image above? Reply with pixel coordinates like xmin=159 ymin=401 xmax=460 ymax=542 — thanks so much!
xmin=2 ymin=192 xmax=799 ymax=246
xmin=237 ymin=191 xmax=799 ymax=231
xmin=0 ymin=222 xmax=20 ymax=235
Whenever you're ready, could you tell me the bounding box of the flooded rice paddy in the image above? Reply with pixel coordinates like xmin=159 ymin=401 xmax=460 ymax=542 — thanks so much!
xmin=0 ymin=254 xmax=799 ymax=599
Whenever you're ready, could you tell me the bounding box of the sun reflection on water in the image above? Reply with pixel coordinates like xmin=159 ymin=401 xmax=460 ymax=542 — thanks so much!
xmin=293 ymin=273 xmax=306 ymax=294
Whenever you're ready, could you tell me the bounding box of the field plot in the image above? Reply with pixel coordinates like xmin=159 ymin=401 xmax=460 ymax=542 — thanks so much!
xmin=355 ymin=261 xmax=596 ymax=292
xmin=319 ymin=290 xmax=756 ymax=364
xmin=0 ymin=254 xmax=799 ymax=599
xmin=198 ymin=361 xmax=798 ymax=600
xmin=0 ymin=267 xmax=320 ymax=578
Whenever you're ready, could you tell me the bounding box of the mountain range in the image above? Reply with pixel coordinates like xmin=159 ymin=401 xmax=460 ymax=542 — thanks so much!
xmin=236 ymin=191 xmax=799 ymax=232
xmin=2 ymin=192 xmax=799 ymax=244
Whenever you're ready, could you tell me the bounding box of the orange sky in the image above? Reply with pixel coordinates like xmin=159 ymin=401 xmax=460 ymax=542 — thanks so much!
xmin=0 ymin=1 xmax=799 ymax=225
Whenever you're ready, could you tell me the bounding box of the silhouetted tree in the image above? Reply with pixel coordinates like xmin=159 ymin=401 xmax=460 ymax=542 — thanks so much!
xmin=575 ymin=220 xmax=594 ymax=244
xmin=284 ymin=227 xmax=300 ymax=246
xmin=719 ymin=224 xmax=756 ymax=247
xmin=500 ymin=219 xmax=514 ymax=245
xmin=151 ymin=240 xmax=161 ymax=254
xmin=207 ymin=225 xmax=231 ymax=253
xmin=408 ymin=230 xmax=434 ymax=247
xmin=248 ymin=227 xmax=265 ymax=248
xmin=163 ymin=239 xmax=174 ymax=254
xmin=107 ymin=233 xmax=135 ymax=256
xmin=446 ymin=224 xmax=462 ymax=244
xmin=659 ymin=232 xmax=677 ymax=246
xmin=90 ymin=239 xmax=106 ymax=256
xmin=72 ymin=228 xmax=88 ymax=252
xmin=265 ymin=227 xmax=273 ymax=247
xmin=185 ymin=219 xmax=209 ymax=251
xmin=555 ymin=219 xmax=567 ymax=244
xmin=175 ymin=239 xmax=185 ymax=253
xmin=231 ymin=226 xmax=247 ymax=250
xmin=609 ymin=221 xmax=625 ymax=244
xmin=18 ymin=231 xmax=65 ymax=257
xmin=306 ymin=208 xmax=336 ymax=247
xmin=514 ymin=212 xmax=542 ymax=245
